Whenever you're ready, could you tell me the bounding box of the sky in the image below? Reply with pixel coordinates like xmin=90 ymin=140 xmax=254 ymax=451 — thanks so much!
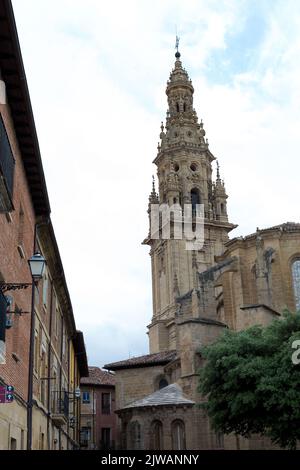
xmin=11 ymin=0 xmax=300 ymax=367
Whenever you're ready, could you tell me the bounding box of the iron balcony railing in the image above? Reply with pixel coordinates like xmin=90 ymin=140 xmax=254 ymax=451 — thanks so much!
xmin=0 ymin=113 xmax=15 ymax=204
xmin=51 ymin=390 xmax=69 ymax=418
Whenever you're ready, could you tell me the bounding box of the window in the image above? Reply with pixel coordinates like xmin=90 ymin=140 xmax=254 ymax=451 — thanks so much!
xmin=191 ymin=188 xmax=200 ymax=216
xmin=0 ymin=290 xmax=8 ymax=344
xmin=150 ymin=420 xmax=163 ymax=450
xmin=176 ymin=102 xmax=179 ymax=113
xmin=102 ymin=392 xmax=111 ymax=414
xmin=101 ymin=428 xmax=111 ymax=449
xmin=171 ymin=420 xmax=186 ymax=450
xmin=55 ymin=308 xmax=60 ymax=338
xmin=292 ymin=259 xmax=300 ymax=311
xmin=80 ymin=427 xmax=91 ymax=447
xmin=34 ymin=329 xmax=39 ymax=372
xmin=12 ymin=304 xmax=20 ymax=356
xmin=10 ymin=438 xmax=17 ymax=450
xmin=158 ymin=378 xmax=168 ymax=390
xmin=43 ymin=275 xmax=48 ymax=307
xmin=82 ymin=391 xmax=90 ymax=404
xmin=62 ymin=327 xmax=66 ymax=358
xmin=0 ymin=113 xmax=15 ymax=212
xmin=39 ymin=432 xmax=44 ymax=450
xmin=40 ymin=348 xmax=47 ymax=405
xmin=17 ymin=205 xmax=24 ymax=248
xmin=51 ymin=369 xmax=57 ymax=412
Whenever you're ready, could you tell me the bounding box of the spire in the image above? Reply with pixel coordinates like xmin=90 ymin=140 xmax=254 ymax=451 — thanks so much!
xmin=149 ymin=175 xmax=159 ymax=203
xmin=216 ymin=160 xmax=221 ymax=182
xmin=166 ymin=54 xmax=194 ymax=97
xmin=166 ymin=37 xmax=194 ymax=100
xmin=214 ymin=160 xmax=227 ymax=199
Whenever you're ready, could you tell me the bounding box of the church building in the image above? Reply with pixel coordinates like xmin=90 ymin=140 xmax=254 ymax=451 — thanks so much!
xmin=105 ymin=46 xmax=300 ymax=450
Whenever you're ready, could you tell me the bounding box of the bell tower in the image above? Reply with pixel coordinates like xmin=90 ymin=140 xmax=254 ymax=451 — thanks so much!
xmin=143 ymin=45 xmax=236 ymax=354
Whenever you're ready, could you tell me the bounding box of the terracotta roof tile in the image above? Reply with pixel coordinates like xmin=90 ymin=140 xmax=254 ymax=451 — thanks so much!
xmin=104 ymin=350 xmax=177 ymax=371
xmin=80 ymin=366 xmax=115 ymax=386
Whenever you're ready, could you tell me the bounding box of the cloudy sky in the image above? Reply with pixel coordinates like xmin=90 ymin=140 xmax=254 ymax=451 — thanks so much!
xmin=12 ymin=0 xmax=300 ymax=367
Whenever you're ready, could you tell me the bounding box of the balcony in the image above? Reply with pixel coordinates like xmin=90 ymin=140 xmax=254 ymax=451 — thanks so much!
xmin=0 ymin=114 xmax=15 ymax=213
xmin=51 ymin=391 xmax=69 ymax=427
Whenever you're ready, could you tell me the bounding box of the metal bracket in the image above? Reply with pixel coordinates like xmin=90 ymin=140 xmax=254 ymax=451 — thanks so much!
xmin=0 ymin=283 xmax=32 ymax=293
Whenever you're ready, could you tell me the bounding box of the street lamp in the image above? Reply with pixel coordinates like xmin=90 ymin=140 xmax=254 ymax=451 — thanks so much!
xmin=0 ymin=250 xmax=47 ymax=450
xmin=28 ymin=252 xmax=46 ymax=281
xmin=0 ymin=251 xmax=46 ymax=293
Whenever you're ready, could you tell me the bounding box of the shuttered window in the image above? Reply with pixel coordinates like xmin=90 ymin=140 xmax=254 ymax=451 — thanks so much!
xmin=0 ymin=290 xmax=8 ymax=342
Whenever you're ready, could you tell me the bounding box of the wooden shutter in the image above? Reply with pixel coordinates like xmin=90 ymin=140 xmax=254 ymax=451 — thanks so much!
xmin=0 ymin=291 xmax=8 ymax=342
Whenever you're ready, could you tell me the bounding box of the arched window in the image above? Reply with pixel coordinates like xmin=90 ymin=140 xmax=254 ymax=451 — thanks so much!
xmin=171 ymin=419 xmax=186 ymax=450
xmin=191 ymin=188 xmax=200 ymax=216
xmin=150 ymin=420 xmax=163 ymax=450
xmin=158 ymin=378 xmax=168 ymax=389
xmin=128 ymin=420 xmax=142 ymax=450
xmin=220 ymin=203 xmax=225 ymax=215
xmin=292 ymin=259 xmax=300 ymax=311
xmin=176 ymin=102 xmax=180 ymax=113
xmin=183 ymin=103 xmax=186 ymax=112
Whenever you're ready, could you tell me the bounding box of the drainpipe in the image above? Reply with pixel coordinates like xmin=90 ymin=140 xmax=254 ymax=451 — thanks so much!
xmin=58 ymin=313 xmax=63 ymax=450
xmin=27 ymin=219 xmax=49 ymax=450
xmin=46 ymin=279 xmax=54 ymax=449
xmin=67 ymin=337 xmax=70 ymax=450
xmin=26 ymin=270 xmax=36 ymax=450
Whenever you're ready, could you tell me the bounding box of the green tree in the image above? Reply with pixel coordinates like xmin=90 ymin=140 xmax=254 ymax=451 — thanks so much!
xmin=198 ymin=311 xmax=300 ymax=449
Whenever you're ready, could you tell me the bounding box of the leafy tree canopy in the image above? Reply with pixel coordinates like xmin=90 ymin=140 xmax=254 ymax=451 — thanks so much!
xmin=198 ymin=311 xmax=300 ymax=449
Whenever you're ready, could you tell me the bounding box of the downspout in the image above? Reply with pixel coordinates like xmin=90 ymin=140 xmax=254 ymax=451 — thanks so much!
xmin=46 ymin=278 xmax=54 ymax=449
xmin=67 ymin=337 xmax=70 ymax=450
xmin=58 ymin=313 xmax=63 ymax=450
xmin=27 ymin=220 xmax=48 ymax=450
xmin=93 ymin=388 xmax=96 ymax=449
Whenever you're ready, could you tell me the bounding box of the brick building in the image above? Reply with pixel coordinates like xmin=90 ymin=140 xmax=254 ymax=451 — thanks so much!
xmin=105 ymin=48 xmax=300 ymax=449
xmin=80 ymin=367 xmax=116 ymax=450
xmin=0 ymin=0 xmax=88 ymax=449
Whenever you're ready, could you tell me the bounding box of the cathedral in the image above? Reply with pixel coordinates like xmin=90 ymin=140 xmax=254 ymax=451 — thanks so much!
xmin=105 ymin=47 xmax=300 ymax=450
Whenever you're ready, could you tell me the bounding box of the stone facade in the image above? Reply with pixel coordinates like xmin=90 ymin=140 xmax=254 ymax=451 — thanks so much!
xmin=105 ymin=49 xmax=300 ymax=450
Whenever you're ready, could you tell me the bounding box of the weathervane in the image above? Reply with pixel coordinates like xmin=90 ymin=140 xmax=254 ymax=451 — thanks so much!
xmin=175 ymin=34 xmax=180 ymax=58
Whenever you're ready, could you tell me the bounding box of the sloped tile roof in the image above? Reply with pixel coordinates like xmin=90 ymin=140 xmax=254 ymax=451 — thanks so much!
xmin=80 ymin=366 xmax=115 ymax=386
xmin=119 ymin=383 xmax=194 ymax=410
xmin=104 ymin=350 xmax=177 ymax=371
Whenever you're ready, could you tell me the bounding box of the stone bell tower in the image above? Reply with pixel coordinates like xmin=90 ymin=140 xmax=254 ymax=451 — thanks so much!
xmin=143 ymin=46 xmax=236 ymax=354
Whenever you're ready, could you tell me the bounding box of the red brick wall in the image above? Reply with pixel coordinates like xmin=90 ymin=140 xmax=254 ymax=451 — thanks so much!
xmin=0 ymin=102 xmax=36 ymax=402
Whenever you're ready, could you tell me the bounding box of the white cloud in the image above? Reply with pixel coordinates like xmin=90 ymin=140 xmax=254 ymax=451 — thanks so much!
xmin=11 ymin=0 xmax=300 ymax=367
